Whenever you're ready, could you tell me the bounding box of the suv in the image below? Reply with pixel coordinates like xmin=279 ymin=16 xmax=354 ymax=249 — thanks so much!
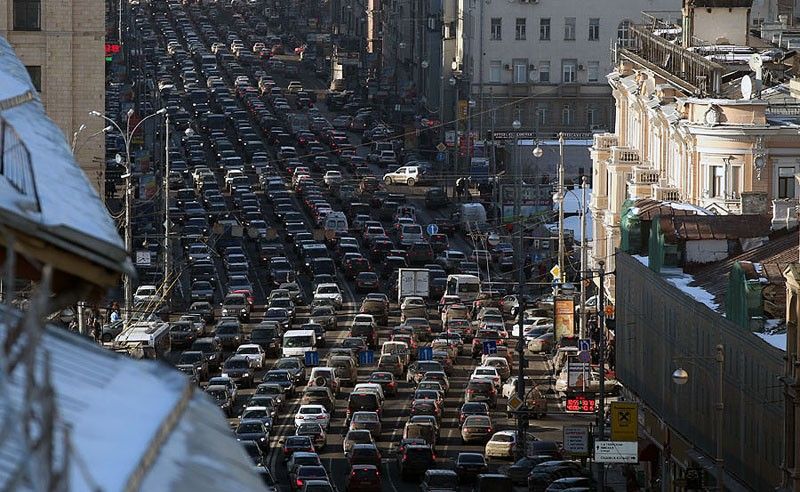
xmin=350 ymin=314 xmax=378 ymax=349
xmin=398 ymin=444 xmax=436 ymax=480
xmin=222 ymin=293 xmax=251 ymax=321
xmin=329 ymin=355 xmax=358 ymax=387
xmin=465 ymin=379 xmax=497 ymax=408
xmin=360 ymin=296 xmax=389 ymax=325
xmin=249 ymin=322 xmax=282 ymax=356
xmin=383 ymin=166 xmax=424 ymax=186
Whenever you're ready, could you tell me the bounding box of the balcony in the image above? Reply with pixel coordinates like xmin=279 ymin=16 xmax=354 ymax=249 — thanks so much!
xmin=630 ymin=164 xmax=661 ymax=185
xmin=610 ymin=146 xmax=640 ymax=165
xmin=654 ymin=183 xmax=681 ymax=202
xmin=618 ymin=24 xmax=725 ymax=97
xmin=593 ymin=133 xmax=618 ymax=151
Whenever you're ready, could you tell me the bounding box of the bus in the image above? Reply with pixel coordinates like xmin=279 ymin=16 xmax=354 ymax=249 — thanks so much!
xmin=113 ymin=321 xmax=171 ymax=359
xmin=445 ymin=274 xmax=482 ymax=303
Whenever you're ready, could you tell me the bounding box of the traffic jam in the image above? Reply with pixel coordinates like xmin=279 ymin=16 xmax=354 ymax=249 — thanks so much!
xmin=111 ymin=1 xmax=614 ymax=491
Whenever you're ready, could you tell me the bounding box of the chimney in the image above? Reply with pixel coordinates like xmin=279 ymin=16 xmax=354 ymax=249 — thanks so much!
xmin=771 ymin=199 xmax=798 ymax=231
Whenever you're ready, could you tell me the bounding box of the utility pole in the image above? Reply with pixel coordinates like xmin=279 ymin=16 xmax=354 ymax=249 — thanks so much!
xmin=579 ymin=176 xmax=588 ymax=339
xmin=512 ymin=119 xmax=527 ymax=460
xmin=557 ymin=132 xmax=565 ymax=282
xmin=597 ymin=260 xmax=607 ymax=489
xmin=164 ymin=113 xmax=171 ymax=300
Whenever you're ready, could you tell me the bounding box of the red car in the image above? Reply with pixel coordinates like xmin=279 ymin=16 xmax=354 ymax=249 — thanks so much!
xmin=345 ymin=464 xmax=381 ymax=492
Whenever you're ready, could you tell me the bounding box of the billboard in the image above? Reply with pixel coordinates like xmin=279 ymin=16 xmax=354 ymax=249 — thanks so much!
xmin=567 ymin=359 xmax=591 ymax=391
xmin=554 ymin=297 xmax=575 ymax=341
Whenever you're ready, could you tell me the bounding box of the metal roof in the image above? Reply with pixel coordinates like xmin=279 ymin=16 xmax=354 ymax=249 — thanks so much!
xmin=660 ymin=214 xmax=772 ymax=242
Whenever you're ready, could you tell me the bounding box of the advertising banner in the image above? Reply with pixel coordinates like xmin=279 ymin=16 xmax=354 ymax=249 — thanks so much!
xmin=554 ymin=297 xmax=575 ymax=341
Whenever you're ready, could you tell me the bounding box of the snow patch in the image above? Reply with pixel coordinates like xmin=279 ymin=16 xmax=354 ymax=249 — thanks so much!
xmin=661 ymin=268 xmax=720 ymax=311
xmin=632 ymin=255 xmax=649 ymax=266
xmin=753 ymin=332 xmax=787 ymax=351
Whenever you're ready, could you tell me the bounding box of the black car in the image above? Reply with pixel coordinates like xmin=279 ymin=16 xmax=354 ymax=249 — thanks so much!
xmin=235 ymin=419 xmax=270 ymax=452
xmin=250 ymin=322 xmax=282 ymax=356
xmin=398 ymin=444 xmax=436 ymax=481
xmin=454 ymin=452 xmax=488 ymax=482
xmin=189 ymin=301 xmax=215 ymax=323
xmin=368 ymin=371 xmax=398 ymax=397
xmin=262 ymin=369 xmax=296 ymax=396
xmin=424 ymin=187 xmax=449 ymax=209
xmin=215 ymin=319 xmax=242 ymax=349
xmin=223 ymin=355 xmax=254 ymax=387
xmin=273 ymin=357 xmax=307 ymax=384
xmin=177 ymin=350 xmax=209 ymax=381
xmin=222 ymin=293 xmax=251 ymax=322
xmin=191 ymin=337 xmax=223 ymax=371
xmin=206 ymin=384 xmax=234 ymax=417
xmin=169 ymin=321 xmax=197 ymax=348
xmin=241 ymin=440 xmax=265 ymax=466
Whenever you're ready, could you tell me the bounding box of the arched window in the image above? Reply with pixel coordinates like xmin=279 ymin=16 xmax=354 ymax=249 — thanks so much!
xmin=617 ymin=20 xmax=632 ymax=47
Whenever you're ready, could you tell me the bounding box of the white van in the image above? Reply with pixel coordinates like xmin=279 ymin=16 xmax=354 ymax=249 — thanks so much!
xmin=282 ymin=329 xmax=317 ymax=358
xmin=459 ymin=203 xmax=487 ymax=231
xmin=323 ymin=211 xmax=348 ymax=238
xmin=445 ymin=274 xmax=482 ymax=303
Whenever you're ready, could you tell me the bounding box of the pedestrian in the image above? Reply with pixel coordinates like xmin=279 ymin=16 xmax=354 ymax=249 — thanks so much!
xmin=455 ymin=178 xmax=464 ymax=201
xmin=606 ymin=341 xmax=616 ymax=372
xmin=524 ymin=257 xmax=533 ymax=280
xmin=109 ymin=302 xmax=121 ymax=323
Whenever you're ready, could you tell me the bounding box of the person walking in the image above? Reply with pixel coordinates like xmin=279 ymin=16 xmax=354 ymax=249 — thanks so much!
xmin=109 ymin=302 xmax=121 ymax=323
xmin=455 ymin=178 xmax=464 ymax=201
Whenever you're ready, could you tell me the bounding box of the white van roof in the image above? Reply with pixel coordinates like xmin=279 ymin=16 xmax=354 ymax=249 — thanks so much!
xmin=283 ymin=329 xmax=315 ymax=337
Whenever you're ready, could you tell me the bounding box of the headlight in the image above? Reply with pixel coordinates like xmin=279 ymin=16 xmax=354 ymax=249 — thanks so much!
xmin=221 ymin=373 xmax=229 ymax=377
xmin=243 ymin=373 xmax=250 ymax=377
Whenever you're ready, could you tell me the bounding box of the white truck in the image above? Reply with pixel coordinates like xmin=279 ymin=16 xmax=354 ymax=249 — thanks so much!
xmin=397 ymin=268 xmax=430 ymax=304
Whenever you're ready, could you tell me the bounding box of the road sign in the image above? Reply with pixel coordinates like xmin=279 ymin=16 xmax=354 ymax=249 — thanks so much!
xmin=594 ymin=441 xmax=638 ymax=463
xmin=578 ymin=338 xmax=591 ymax=351
xmin=436 ymin=142 xmax=447 ymax=152
xmin=550 ymin=264 xmax=561 ymax=279
xmin=507 ymin=394 xmax=524 ymax=412
xmin=304 ymin=351 xmax=320 ymax=367
xmin=135 ymin=250 xmax=151 ymax=266
xmin=577 ymin=350 xmax=592 ymax=363
xmin=426 ymin=223 xmax=439 ymax=236
xmin=482 ymin=340 xmax=497 ymax=355
xmin=611 ymin=402 xmax=639 ymax=442
xmin=565 ymin=393 xmax=596 ymax=413
xmin=567 ymin=360 xmax=591 ymax=390
xmin=359 ymin=350 xmax=375 ymax=365
xmin=418 ymin=347 xmax=433 ymax=361
xmin=436 ymin=152 xmax=446 ymax=162
xmin=563 ymin=426 xmax=590 ymax=456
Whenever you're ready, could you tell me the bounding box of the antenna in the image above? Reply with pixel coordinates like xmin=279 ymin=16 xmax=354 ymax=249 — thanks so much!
xmin=748 ymin=53 xmax=764 ymax=98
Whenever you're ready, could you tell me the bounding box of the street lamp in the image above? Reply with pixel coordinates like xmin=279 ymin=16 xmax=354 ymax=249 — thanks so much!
xmin=532 ymin=145 xmax=543 ymax=158
xmin=672 ymin=344 xmax=726 ymax=491
xmin=90 ymin=107 xmax=167 ymax=323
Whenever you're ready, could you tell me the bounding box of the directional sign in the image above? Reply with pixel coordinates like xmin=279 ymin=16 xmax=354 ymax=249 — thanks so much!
xmin=611 ymin=402 xmax=639 ymax=442
xmin=304 ymin=351 xmax=320 ymax=367
xmin=482 ymin=340 xmax=497 ymax=355
xmin=359 ymin=350 xmax=375 ymax=365
xmin=550 ymin=264 xmax=561 ymax=279
xmin=436 ymin=142 xmax=447 ymax=152
xmin=418 ymin=347 xmax=433 ymax=361
xmin=135 ymin=250 xmax=151 ymax=266
xmin=507 ymin=394 xmax=524 ymax=412
xmin=594 ymin=441 xmax=638 ymax=463
xmin=426 ymin=223 xmax=439 ymax=236
xmin=563 ymin=426 xmax=590 ymax=456
xmin=578 ymin=338 xmax=591 ymax=351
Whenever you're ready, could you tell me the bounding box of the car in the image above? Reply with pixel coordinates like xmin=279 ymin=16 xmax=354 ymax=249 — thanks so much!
xmin=214 ymin=319 xmax=243 ymax=349
xmin=345 ymin=464 xmax=381 ymax=492
xmin=242 ymin=440 xmax=265 ymax=466
xmin=499 ymin=456 xmax=558 ymax=485
xmin=208 ymin=376 xmax=238 ymax=402
xmin=250 ymin=322 xmax=282 ymax=356
xmin=262 ymin=369 xmax=297 ymax=397
xmin=310 ymin=305 xmax=337 ymax=331
xmin=235 ymin=419 xmax=270 ymax=452
xmin=287 ymin=452 xmax=323 ymax=482
xmin=465 ymin=379 xmax=498 ymax=408
xmin=273 ymin=357 xmax=307 ymax=384
xmin=313 ymin=283 xmax=343 ymax=309
xmin=236 ymin=344 xmax=266 ymax=369
xmin=264 ymin=307 xmax=291 ymax=331
xmin=190 ymin=281 xmax=215 ymax=302
xmin=454 ymin=452 xmax=489 ymax=482
xmin=527 ymin=461 xmax=590 ymax=491
xmin=461 ymin=415 xmax=494 ymax=443
xmin=484 ymin=430 xmax=519 ymax=459
xmin=406 ymin=360 xmax=444 ymax=384
xmin=420 ymin=469 xmax=458 ymax=492
xmin=221 ymin=293 xmax=251 ymax=321
xmin=424 ymin=187 xmax=450 ymax=209
xmin=295 ymin=422 xmax=327 ymax=452
xmin=169 ymin=321 xmax=197 ymax=348
xmin=292 ymin=465 xmax=329 ymax=491
xmin=205 ymin=384 xmax=234 ymax=417
xmin=282 ymin=435 xmax=316 ymax=460
xmin=360 ymin=296 xmax=389 ymax=325
xmin=301 ymin=386 xmax=336 ymax=414
xmin=420 ymin=371 xmax=450 ymax=393
xmin=348 ymin=443 xmax=382 ymax=469
xmin=222 ymin=355 xmax=255 ymax=387
xmin=133 ymin=284 xmax=158 ymax=305
xmin=459 ymin=402 xmax=490 ymax=426
xmin=400 ymin=296 xmax=427 ymax=322
xmin=397 ymin=444 xmax=436 ymax=481
xmin=348 ymin=411 xmax=382 ymax=438
xmin=376 ymin=354 xmax=404 ymax=378
xmin=177 ymin=350 xmax=209 ymax=381
xmin=470 ymin=366 xmax=502 ymax=390
xmin=343 ymin=428 xmax=376 ymax=455
xmin=294 ymin=405 xmax=331 ymax=430
xmin=367 ymin=371 xmax=398 ymax=396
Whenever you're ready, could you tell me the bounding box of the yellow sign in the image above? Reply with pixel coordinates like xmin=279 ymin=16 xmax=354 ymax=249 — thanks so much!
xmin=458 ymin=99 xmax=468 ymax=120
xmin=610 ymin=402 xmax=639 ymax=442
xmin=550 ymin=264 xmax=561 ymax=279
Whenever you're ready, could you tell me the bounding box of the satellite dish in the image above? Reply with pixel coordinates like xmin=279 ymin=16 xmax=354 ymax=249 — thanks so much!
xmin=529 ymin=70 xmax=537 ymax=82
xmin=741 ymin=75 xmax=753 ymax=100
xmin=749 ymin=53 xmax=764 ymax=71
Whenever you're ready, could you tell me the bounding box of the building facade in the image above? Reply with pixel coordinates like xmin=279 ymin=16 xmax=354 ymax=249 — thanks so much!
xmin=0 ymin=0 xmax=106 ymax=193
xmin=589 ymin=1 xmax=800 ymax=300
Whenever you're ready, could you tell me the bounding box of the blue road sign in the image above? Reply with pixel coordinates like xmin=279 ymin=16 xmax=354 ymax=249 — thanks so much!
xmin=304 ymin=351 xmax=320 ymax=367
xmin=436 ymin=152 xmax=446 ymax=162
xmin=359 ymin=350 xmax=375 ymax=365
xmin=427 ymin=223 xmax=439 ymax=236
xmin=483 ymin=340 xmax=497 ymax=355
xmin=418 ymin=347 xmax=433 ymax=361
xmin=578 ymin=338 xmax=591 ymax=351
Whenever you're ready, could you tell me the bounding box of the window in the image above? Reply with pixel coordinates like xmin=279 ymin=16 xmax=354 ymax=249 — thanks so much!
xmin=540 ymin=18 xmax=550 ymax=40
xmin=562 ymin=59 xmax=577 ymax=83
xmin=512 ymin=58 xmax=528 ymax=84
xmin=587 ymin=61 xmax=600 ymax=82
xmin=587 ymin=106 xmax=599 ymax=127
xmin=489 ymin=60 xmax=502 ymax=83
xmin=515 ymin=18 xmax=527 ymax=40
xmin=564 ymin=17 xmax=576 ymax=40
xmin=562 ymin=105 xmax=575 ymax=126
xmin=25 ymin=65 xmax=41 ymax=92
xmin=538 ymin=61 xmax=550 ymax=82
xmin=537 ymin=105 xmax=549 ymax=126
xmin=618 ymin=20 xmax=633 ymax=47
xmin=710 ymin=166 xmax=724 ymax=198
xmin=779 ymin=167 xmax=796 ymax=198
xmin=589 ymin=18 xmax=600 ymax=41
xmin=491 ymin=18 xmax=502 ymax=40
xmin=13 ymin=0 xmax=41 ymax=31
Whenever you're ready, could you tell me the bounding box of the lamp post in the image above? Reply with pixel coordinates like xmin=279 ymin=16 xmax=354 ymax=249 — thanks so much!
xmin=449 ymin=74 xmax=458 ymax=198
xmin=511 ymin=118 xmax=528 ymax=460
xmin=672 ymin=344 xmax=726 ymax=490
xmin=557 ymin=133 xmax=566 ymax=283
xmin=90 ymin=107 xmax=167 ymax=322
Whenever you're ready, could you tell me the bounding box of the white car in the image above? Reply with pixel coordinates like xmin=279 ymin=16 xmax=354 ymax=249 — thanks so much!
xmin=313 ymin=283 xmax=343 ymax=309
xmin=323 ymin=171 xmax=343 ymax=187
xmin=133 ymin=284 xmax=158 ymax=305
xmin=470 ymin=366 xmax=501 ymax=389
xmin=287 ymin=81 xmax=303 ymax=93
xmin=484 ymin=430 xmax=518 ymax=458
xmin=383 ymin=166 xmax=423 ymax=186
xmin=236 ymin=344 xmax=266 ymax=369
xmin=294 ymin=404 xmax=331 ymax=429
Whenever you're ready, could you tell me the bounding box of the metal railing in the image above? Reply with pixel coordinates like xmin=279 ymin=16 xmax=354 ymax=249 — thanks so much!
xmin=0 ymin=118 xmax=40 ymax=213
xmin=593 ymin=133 xmax=618 ymax=150
xmin=611 ymin=146 xmax=640 ymax=164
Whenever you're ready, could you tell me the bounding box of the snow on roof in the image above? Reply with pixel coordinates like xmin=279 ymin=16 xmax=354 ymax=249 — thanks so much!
xmin=0 ymin=37 xmax=129 ymax=276
xmin=0 ymin=305 xmax=262 ymax=491
xmin=753 ymin=331 xmax=787 ymax=351
xmin=660 ymin=267 xmax=720 ymax=311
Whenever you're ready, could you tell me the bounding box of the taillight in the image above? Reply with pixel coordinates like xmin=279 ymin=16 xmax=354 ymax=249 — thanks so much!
xmin=296 ymin=479 xmax=303 ymax=487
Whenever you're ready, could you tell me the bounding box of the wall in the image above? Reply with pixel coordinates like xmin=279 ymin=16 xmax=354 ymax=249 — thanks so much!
xmin=616 ymin=252 xmax=784 ymax=489
xmin=685 ymin=239 xmax=728 ymax=264
xmin=691 ymin=8 xmax=750 ymax=46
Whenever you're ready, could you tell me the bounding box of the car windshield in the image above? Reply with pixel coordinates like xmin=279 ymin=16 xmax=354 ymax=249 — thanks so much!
xmin=458 ymin=454 xmax=486 ymax=464
xmin=237 ymin=423 xmax=263 ymax=434
xmin=216 ymin=325 xmax=238 ymax=335
xmin=298 ymin=467 xmax=327 ymax=478
xmin=265 ymin=372 xmax=289 ymax=382
xmin=285 ymin=336 xmax=314 ymax=347
xmin=354 ymin=413 xmax=378 ymax=422
xmin=312 ymin=308 xmax=333 ymax=317
xmin=207 ymin=389 xmax=227 ymax=401
xmin=179 ymin=352 xmax=202 ymax=363
xmin=347 ymin=431 xmax=372 ymax=443
xmin=286 ymin=436 xmax=311 ymax=447
xmin=297 ymin=423 xmax=323 ymax=433
xmin=492 ymin=434 xmax=514 ymax=443
xmin=239 ymin=347 xmax=260 ymax=354
xmin=243 ymin=409 xmax=268 ymax=419
xmin=465 ymin=416 xmax=491 ymax=426
xmin=226 ymin=359 xmax=249 ymax=369
xmin=275 ymin=359 xmax=300 ymax=369
xmin=318 ymin=286 xmax=339 ymax=294
xmin=300 ymin=407 xmax=323 ymax=415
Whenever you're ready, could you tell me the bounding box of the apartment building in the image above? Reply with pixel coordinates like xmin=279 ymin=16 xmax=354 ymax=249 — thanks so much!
xmin=0 ymin=0 xmax=106 ymax=193
xmin=589 ymin=0 xmax=800 ymax=299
